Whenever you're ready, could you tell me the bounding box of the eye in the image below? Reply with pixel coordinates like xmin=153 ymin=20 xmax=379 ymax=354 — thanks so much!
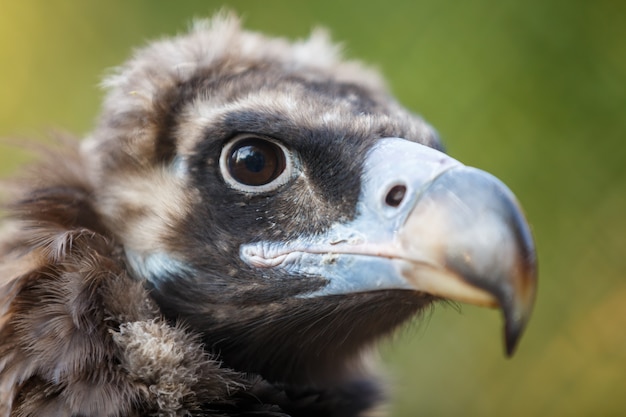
xmin=219 ymin=135 xmax=295 ymax=193
xmin=228 ymin=138 xmax=285 ymax=185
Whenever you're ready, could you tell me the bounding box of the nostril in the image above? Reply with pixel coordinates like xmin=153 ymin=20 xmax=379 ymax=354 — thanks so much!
xmin=385 ymin=184 xmax=407 ymax=208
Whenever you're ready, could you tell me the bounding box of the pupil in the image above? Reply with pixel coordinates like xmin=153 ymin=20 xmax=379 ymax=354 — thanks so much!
xmin=239 ymin=146 xmax=266 ymax=173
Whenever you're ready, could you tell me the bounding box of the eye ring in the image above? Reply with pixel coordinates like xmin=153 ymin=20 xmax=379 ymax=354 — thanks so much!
xmin=219 ymin=134 xmax=296 ymax=193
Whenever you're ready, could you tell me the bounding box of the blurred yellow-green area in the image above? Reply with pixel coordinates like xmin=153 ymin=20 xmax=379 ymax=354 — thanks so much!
xmin=1 ymin=1 xmax=625 ymax=416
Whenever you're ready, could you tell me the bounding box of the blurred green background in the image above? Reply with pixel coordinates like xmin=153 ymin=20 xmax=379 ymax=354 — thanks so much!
xmin=1 ymin=1 xmax=624 ymax=416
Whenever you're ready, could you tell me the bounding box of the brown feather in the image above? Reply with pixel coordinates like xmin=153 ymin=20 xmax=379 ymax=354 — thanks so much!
xmin=0 ymin=138 xmax=250 ymax=416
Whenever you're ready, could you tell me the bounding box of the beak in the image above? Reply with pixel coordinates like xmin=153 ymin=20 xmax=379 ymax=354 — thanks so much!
xmin=241 ymin=138 xmax=537 ymax=356
xmin=397 ymin=165 xmax=537 ymax=355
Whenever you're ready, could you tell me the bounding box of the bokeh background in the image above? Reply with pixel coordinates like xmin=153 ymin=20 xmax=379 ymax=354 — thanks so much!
xmin=1 ymin=1 xmax=624 ymax=415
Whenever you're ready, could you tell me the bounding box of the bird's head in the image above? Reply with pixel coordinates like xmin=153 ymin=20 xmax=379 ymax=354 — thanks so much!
xmin=82 ymin=15 xmax=537 ymax=386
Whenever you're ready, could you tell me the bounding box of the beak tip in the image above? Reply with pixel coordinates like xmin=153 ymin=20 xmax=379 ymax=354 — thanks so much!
xmin=502 ymin=291 xmax=535 ymax=357
xmin=504 ymin=321 xmax=522 ymax=357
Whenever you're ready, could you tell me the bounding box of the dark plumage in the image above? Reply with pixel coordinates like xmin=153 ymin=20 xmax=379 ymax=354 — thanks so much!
xmin=0 ymin=14 xmax=537 ymax=416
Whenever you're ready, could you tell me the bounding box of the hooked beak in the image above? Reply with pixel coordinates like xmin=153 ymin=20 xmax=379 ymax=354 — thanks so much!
xmin=241 ymin=138 xmax=537 ymax=356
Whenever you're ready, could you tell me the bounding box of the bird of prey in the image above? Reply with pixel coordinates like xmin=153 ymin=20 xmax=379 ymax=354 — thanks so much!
xmin=0 ymin=14 xmax=537 ymax=417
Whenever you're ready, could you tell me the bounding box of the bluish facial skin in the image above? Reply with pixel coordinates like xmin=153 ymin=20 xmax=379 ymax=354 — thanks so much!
xmin=126 ymin=250 xmax=193 ymax=287
xmin=240 ymin=138 xmax=536 ymax=354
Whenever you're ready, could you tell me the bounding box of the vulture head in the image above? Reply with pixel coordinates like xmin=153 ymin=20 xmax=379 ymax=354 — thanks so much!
xmin=0 ymin=14 xmax=537 ymax=416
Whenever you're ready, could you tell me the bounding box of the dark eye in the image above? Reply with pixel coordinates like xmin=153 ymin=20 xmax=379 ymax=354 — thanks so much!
xmin=219 ymin=135 xmax=295 ymax=192
xmin=227 ymin=138 xmax=286 ymax=186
